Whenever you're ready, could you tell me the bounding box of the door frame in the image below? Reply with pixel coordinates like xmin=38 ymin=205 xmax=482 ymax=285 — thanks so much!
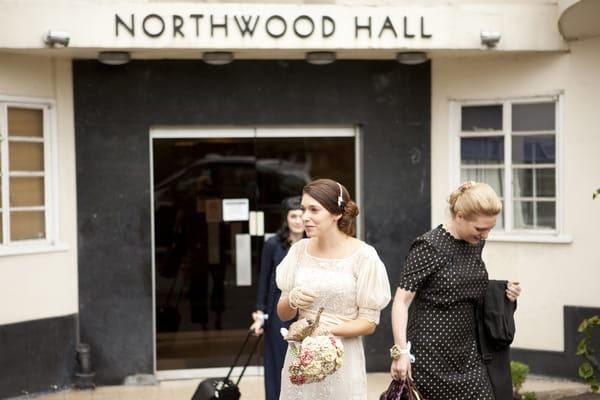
xmin=149 ymin=125 xmax=362 ymax=380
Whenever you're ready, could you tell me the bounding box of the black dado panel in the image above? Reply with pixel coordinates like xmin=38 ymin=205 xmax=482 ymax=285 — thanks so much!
xmin=511 ymin=305 xmax=600 ymax=380
xmin=73 ymin=59 xmax=431 ymax=383
xmin=0 ymin=315 xmax=77 ymax=399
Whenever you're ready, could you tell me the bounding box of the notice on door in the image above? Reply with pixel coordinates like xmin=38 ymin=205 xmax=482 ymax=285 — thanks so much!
xmin=222 ymin=198 xmax=250 ymax=222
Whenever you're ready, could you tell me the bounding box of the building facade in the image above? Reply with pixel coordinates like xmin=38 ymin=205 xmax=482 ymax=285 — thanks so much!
xmin=0 ymin=0 xmax=599 ymax=397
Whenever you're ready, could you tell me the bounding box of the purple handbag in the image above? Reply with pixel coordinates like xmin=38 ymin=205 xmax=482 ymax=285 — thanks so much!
xmin=380 ymin=378 xmax=426 ymax=400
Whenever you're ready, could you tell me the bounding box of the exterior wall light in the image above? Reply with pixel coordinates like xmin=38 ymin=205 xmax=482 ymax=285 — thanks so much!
xmin=305 ymin=51 xmax=336 ymax=65
xmin=98 ymin=51 xmax=131 ymax=65
xmin=44 ymin=30 xmax=70 ymax=47
xmin=396 ymin=51 xmax=428 ymax=65
xmin=202 ymin=52 xmax=234 ymax=65
xmin=481 ymin=31 xmax=501 ymax=47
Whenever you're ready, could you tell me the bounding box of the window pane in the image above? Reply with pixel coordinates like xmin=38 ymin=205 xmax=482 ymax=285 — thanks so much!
xmin=537 ymin=201 xmax=556 ymax=229
xmin=536 ymin=168 xmax=555 ymax=197
xmin=10 ymin=177 xmax=45 ymax=207
xmin=8 ymin=108 xmax=43 ymax=138
xmin=10 ymin=211 xmax=45 ymax=240
xmin=461 ymin=168 xmax=504 ymax=197
xmin=512 ymin=102 xmax=555 ymax=131
xmin=461 ymin=137 xmax=504 ymax=165
xmin=514 ymin=201 xmax=533 ymax=229
xmin=461 ymin=105 xmax=502 ymax=131
xmin=9 ymin=142 xmax=44 ymax=171
xmin=512 ymin=135 xmax=555 ymax=164
xmin=513 ymin=168 xmax=533 ymax=197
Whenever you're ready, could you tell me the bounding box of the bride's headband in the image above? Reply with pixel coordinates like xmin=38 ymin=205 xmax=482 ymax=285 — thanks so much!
xmin=336 ymin=182 xmax=344 ymax=207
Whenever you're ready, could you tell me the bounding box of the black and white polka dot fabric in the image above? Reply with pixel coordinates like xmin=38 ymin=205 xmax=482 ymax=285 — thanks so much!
xmin=399 ymin=225 xmax=494 ymax=400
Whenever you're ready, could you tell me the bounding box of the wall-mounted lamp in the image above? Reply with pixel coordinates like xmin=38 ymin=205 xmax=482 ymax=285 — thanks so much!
xmin=202 ymin=52 xmax=234 ymax=65
xmin=481 ymin=31 xmax=501 ymax=47
xmin=98 ymin=51 xmax=131 ymax=66
xmin=396 ymin=51 xmax=428 ymax=65
xmin=44 ymin=30 xmax=70 ymax=47
xmin=305 ymin=51 xmax=336 ymax=65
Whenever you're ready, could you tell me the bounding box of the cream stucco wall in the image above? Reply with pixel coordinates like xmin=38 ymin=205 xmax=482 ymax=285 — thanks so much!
xmin=0 ymin=54 xmax=78 ymax=324
xmin=431 ymin=37 xmax=600 ymax=352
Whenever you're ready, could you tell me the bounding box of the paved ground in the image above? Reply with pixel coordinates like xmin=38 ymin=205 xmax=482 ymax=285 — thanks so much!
xmin=520 ymin=374 xmax=595 ymax=400
xmin=11 ymin=373 xmax=596 ymax=399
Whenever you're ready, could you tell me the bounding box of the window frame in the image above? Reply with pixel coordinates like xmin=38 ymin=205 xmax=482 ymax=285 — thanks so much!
xmin=450 ymin=94 xmax=571 ymax=243
xmin=0 ymin=94 xmax=64 ymax=255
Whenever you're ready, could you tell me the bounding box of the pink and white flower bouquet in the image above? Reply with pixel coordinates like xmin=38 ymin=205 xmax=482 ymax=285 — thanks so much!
xmin=287 ymin=334 xmax=344 ymax=385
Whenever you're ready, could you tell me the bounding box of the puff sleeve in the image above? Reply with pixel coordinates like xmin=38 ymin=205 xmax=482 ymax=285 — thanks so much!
xmin=355 ymin=245 xmax=392 ymax=324
xmin=275 ymin=238 xmax=305 ymax=303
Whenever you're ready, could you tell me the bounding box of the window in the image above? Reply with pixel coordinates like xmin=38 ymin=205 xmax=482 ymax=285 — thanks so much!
xmin=456 ymin=97 xmax=561 ymax=238
xmin=0 ymin=97 xmax=57 ymax=252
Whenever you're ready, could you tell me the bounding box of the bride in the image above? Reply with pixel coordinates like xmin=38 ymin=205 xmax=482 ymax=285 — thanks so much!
xmin=276 ymin=178 xmax=391 ymax=399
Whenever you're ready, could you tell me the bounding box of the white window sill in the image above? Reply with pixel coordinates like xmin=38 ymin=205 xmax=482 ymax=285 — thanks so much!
xmin=488 ymin=233 xmax=572 ymax=244
xmin=0 ymin=242 xmax=70 ymax=257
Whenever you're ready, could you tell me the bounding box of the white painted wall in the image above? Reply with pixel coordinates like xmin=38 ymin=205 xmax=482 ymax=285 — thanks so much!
xmin=0 ymin=55 xmax=78 ymax=324
xmin=431 ymin=36 xmax=600 ymax=352
xmin=1 ymin=0 xmax=597 ymax=356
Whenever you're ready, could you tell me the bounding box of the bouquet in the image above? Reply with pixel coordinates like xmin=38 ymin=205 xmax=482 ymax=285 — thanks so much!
xmin=288 ymin=334 xmax=344 ymax=385
xmin=283 ymin=307 xmax=344 ymax=385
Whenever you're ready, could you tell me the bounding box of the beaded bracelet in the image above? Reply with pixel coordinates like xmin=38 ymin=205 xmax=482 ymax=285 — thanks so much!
xmin=390 ymin=341 xmax=416 ymax=363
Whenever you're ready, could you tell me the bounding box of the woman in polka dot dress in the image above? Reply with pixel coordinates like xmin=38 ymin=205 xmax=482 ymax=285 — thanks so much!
xmin=389 ymin=182 xmax=521 ymax=399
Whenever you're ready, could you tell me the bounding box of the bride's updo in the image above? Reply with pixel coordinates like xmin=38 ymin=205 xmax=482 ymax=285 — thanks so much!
xmin=302 ymin=178 xmax=359 ymax=236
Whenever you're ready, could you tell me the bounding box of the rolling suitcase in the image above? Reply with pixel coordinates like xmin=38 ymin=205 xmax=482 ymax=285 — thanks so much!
xmin=191 ymin=329 xmax=262 ymax=400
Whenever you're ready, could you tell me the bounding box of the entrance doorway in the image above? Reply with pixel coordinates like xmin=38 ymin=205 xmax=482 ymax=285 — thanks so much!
xmin=151 ymin=126 xmax=358 ymax=377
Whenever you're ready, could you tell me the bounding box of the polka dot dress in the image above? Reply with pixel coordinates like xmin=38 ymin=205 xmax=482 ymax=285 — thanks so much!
xmin=398 ymin=225 xmax=494 ymax=400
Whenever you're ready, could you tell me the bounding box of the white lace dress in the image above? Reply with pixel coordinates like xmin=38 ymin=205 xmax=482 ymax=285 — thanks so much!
xmin=276 ymin=238 xmax=391 ymax=400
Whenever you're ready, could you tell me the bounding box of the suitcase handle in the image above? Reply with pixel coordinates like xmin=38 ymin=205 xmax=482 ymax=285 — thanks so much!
xmin=224 ymin=329 xmax=263 ymax=385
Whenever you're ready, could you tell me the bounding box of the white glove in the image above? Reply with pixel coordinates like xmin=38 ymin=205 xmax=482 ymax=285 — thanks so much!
xmin=289 ymin=287 xmax=320 ymax=309
xmin=250 ymin=311 xmax=267 ymax=335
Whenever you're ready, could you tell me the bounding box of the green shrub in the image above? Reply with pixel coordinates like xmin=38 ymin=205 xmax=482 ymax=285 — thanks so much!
xmin=511 ymin=361 xmax=535 ymax=400
xmin=576 ymin=315 xmax=600 ymax=393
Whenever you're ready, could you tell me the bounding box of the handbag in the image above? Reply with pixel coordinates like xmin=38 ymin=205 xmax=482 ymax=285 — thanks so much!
xmin=380 ymin=378 xmax=426 ymax=400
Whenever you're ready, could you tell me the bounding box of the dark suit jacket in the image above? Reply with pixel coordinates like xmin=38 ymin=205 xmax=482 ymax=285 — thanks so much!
xmin=477 ymin=280 xmax=517 ymax=400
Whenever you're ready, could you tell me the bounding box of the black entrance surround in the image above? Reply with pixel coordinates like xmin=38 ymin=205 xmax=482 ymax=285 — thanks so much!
xmin=73 ymin=59 xmax=431 ymax=384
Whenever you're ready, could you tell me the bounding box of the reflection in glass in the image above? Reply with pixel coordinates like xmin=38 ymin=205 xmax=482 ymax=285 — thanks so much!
xmin=10 ymin=177 xmax=45 ymax=207
xmin=9 ymin=142 xmax=44 ymax=171
xmin=513 ymin=200 xmax=555 ymax=230
xmin=514 ymin=201 xmax=533 ymax=229
xmin=8 ymin=108 xmax=44 ymax=137
xmin=11 ymin=211 xmax=45 ymax=240
xmin=513 ymin=169 xmax=533 ymax=197
xmin=461 ymin=137 xmax=504 ymax=165
xmin=153 ymin=135 xmax=355 ymax=371
xmin=537 ymin=202 xmax=556 ymax=229
xmin=461 ymin=105 xmax=502 ymax=131
xmin=512 ymin=102 xmax=555 ymax=131
xmin=536 ymin=168 xmax=555 ymax=197
xmin=512 ymin=135 xmax=555 ymax=164
xmin=513 ymin=167 xmax=555 ymax=197
xmin=460 ymin=168 xmax=504 ymax=197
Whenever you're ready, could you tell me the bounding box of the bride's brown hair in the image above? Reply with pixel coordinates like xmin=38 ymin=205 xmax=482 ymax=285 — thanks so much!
xmin=302 ymin=178 xmax=359 ymax=236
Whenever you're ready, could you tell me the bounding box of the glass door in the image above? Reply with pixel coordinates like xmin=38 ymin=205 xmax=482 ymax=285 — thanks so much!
xmin=151 ymin=127 xmax=357 ymax=376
